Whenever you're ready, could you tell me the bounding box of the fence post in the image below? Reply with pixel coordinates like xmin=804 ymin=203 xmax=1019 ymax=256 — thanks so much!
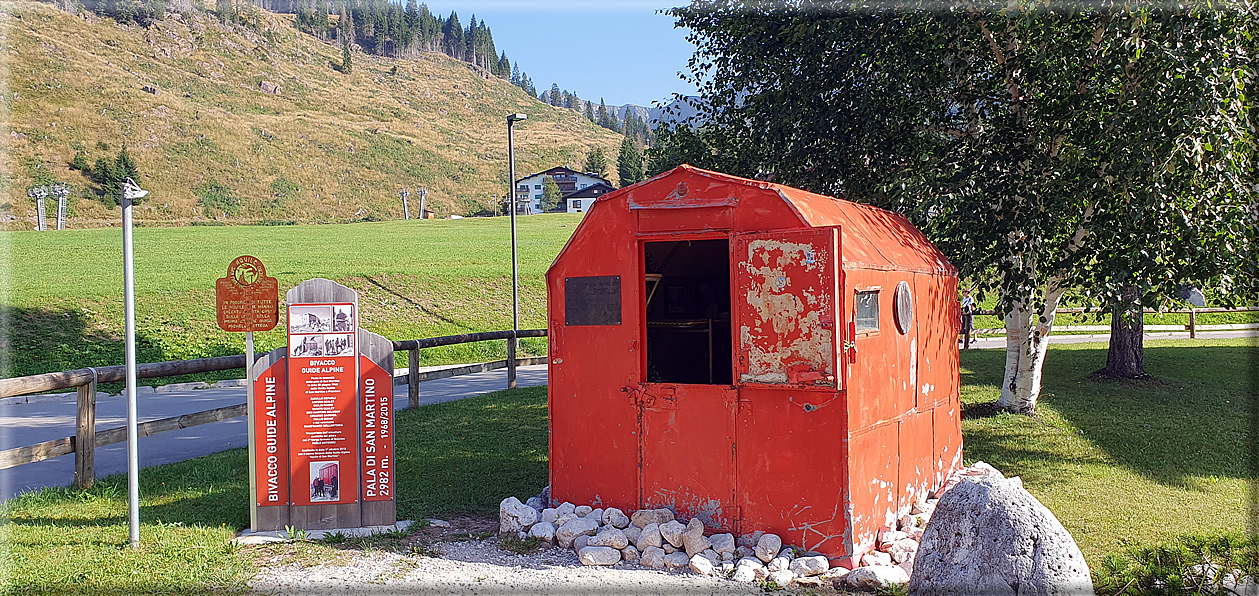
xmin=1189 ymin=308 xmax=1197 ymax=339
xmin=408 ymin=348 xmax=420 ymax=409
xmin=506 ymin=336 xmax=517 ymax=390
xmin=74 ymin=375 xmax=97 ymax=489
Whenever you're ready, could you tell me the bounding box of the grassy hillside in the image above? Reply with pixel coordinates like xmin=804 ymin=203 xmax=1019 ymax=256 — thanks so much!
xmin=0 ymin=2 xmax=624 ymax=228
xmin=2 ymin=215 xmax=582 ymax=382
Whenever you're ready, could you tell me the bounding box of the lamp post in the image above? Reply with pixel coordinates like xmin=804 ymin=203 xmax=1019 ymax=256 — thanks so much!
xmin=506 ymin=113 xmax=526 ymax=389
xmin=120 ymin=176 xmax=148 ymax=548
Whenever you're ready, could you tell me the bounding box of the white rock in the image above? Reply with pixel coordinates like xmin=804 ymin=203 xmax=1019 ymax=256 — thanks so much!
xmin=555 ymin=518 xmax=599 ymax=548
xmin=602 ymin=507 xmax=631 ymax=529
xmin=709 ymin=533 xmax=736 ymax=554
xmin=528 ymin=521 xmax=556 ymax=544
xmin=663 ymin=543 xmax=677 ymax=554
xmin=499 ymin=497 xmax=538 ymax=533
xmin=909 ymin=474 xmax=1093 ymax=596
xmin=556 ymin=502 xmax=575 ymax=516
xmin=525 ymin=495 xmax=545 ymax=512
xmin=574 ymin=505 xmax=593 ymax=516
xmin=621 ymin=544 xmax=640 ymax=564
xmin=898 ymin=514 xmax=915 ymax=531
xmin=573 ymin=535 xmax=590 ymax=552
xmin=659 ymin=520 xmax=686 ymax=548
xmin=905 ymin=525 xmax=926 ymax=542
xmin=663 ymin=552 xmax=691 ymax=570
xmin=623 ymin=524 xmax=642 ymax=546
xmin=588 ymin=528 xmax=629 ymax=549
xmin=824 ymin=566 xmax=852 ymax=587
xmin=700 ymin=548 xmax=720 ymax=565
xmin=885 ymin=538 xmax=918 ymax=564
xmin=735 ymin=546 xmax=755 ymax=560
xmin=731 ymin=566 xmax=755 ymax=582
xmin=583 ymin=509 xmax=603 ymax=522
xmin=767 ymin=570 xmax=794 ymax=586
xmin=755 ymin=533 xmax=782 ymax=563
xmin=631 ymin=508 xmax=675 ymax=528
xmin=721 ymin=562 xmax=735 ymax=574
xmin=737 ymin=556 xmax=763 ymax=568
xmin=790 ymin=555 xmax=830 ymax=577
xmin=767 ymin=556 xmax=790 ymax=573
xmin=720 ymin=551 xmax=733 ymax=562
xmin=554 ymin=513 xmax=577 ymax=529
xmin=778 ymin=547 xmax=796 ymax=561
xmin=637 ymin=523 xmax=662 ymax=551
xmin=846 ymin=565 xmax=910 ymax=590
xmin=795 ymin=576 xmax=825 ymax=587
xmin=683 ymin=521 xmax=711 ymax=558
xmin=753 ymin=565 xmax=771 ymax=581
xmin=879 ymin=529 xmax=908 ymax=549
xmin=689 ymin=554 xmax=715 ymax=575
xmin=577 ymin=545 xmax=620 ymax=566
xmin=640 ymin=546 xmax=666 ymax=569
xmin=540 ymin=508 xmax=559 ymax=524
xmin=862 ymin=550 xmax=893 ymax=567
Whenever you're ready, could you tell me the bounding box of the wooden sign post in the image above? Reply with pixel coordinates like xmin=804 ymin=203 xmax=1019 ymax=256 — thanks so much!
xmin=246 ymin=278 xmax=395 ymax=532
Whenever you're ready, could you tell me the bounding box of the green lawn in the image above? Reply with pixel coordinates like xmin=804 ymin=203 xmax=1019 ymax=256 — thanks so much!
xmin=0 ymin=340 xmax=1252 ymax=594
xmin=1 ymin=216 xmax=583 ymax=386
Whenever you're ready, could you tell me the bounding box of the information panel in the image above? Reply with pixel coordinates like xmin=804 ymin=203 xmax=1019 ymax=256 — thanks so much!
xmin=253 ymin=357 xmax=289 ymax=506
xmin=359 ymin=357 xmax=393 ymax=502
xmin=287 ymin=302 xmax=359 ymax=506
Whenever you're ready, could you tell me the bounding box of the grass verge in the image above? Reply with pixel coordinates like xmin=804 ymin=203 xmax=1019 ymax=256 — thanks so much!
xmin=1 ymin=339 xmax=1252 ymax=593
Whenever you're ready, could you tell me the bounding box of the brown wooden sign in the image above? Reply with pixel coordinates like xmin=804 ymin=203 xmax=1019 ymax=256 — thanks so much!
xmin=216 ymin=256 xmax=279 ymax=332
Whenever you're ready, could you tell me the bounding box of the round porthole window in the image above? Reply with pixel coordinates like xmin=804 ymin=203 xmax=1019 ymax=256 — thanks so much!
xmin=894 ymin=280 xmax=913 ymax=334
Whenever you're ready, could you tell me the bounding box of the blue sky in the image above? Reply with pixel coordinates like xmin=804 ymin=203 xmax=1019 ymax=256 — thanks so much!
xmin=418 ymin=1 xmax=700 ymax=108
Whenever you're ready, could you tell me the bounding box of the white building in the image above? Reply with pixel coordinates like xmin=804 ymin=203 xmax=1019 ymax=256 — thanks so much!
xmin=514 ymin=167 xmax=612 ymax=214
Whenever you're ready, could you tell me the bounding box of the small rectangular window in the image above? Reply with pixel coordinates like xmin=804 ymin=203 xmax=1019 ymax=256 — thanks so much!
xmin=856 ymin=290 xmax=880 ymax=332
xmin=534 ymin=184 xmax=542 ymax=189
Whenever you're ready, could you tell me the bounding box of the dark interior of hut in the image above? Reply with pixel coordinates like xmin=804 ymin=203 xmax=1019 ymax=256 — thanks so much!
xmin=642 ymin=239 xmax=733 ymax=385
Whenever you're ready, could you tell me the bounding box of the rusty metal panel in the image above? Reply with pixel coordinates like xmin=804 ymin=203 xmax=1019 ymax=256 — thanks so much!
xmin=733 ymin=227 xmax=840 ymax=388
xmin=846 ymin=422 xmax=899 ymax=555
xmin=639 ymin=384 xmax=736 ymax=530
xmin=564 ymin=276 xmax=622 ymax=326
xmin=735 ymin=386 xmax=850 ymax=557
xmin=637 ymin=206 xmax=733 ymax=233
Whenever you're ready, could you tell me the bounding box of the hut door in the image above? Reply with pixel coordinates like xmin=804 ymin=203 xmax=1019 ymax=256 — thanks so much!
xmin=732 ymin=227 xmax=841 ymax=388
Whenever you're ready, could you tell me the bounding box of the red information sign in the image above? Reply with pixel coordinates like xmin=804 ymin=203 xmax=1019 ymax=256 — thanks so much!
xmin=287 ymin=302 xmax=359 ymax=506
xmin=216 ymin=256 xmax=279 ymax=332
xmin=359 ymin=357 xmax=393 ymax=501
xmin=253 ymin=358 xmax=289 ymax=506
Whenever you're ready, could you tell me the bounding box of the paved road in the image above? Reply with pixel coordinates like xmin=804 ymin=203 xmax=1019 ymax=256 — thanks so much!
xmin=0 ymin=365 xmax=547 ymax=501
xmin=3 ymin=330 xmax=1251 ymax=501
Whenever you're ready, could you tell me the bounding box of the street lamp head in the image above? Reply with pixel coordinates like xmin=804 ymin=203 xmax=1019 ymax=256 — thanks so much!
xmin=121 ymin=177 xmax=149 ymax=201
xmin=508 ymin=113 xmax=528 ymax=122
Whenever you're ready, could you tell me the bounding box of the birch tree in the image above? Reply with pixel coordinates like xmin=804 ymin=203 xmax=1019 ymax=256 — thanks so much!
xmin=666 ymin=0 xmax=1257 ymax=413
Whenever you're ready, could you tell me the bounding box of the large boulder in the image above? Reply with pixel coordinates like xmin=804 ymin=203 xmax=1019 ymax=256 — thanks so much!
xmin=577 ymin=546 xmax=621 ymax=566
xmin=848 ymin=565 xmax=910 ymax=590
xmin=909 ymin=474 xmax=1093 ymax=596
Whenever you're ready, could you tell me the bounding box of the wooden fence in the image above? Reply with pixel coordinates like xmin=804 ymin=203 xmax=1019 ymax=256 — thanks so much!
xmin=0 ymin=329 xmax=547 ymax=489
xmin=960 ymin=306 xmax=1258 ymax=348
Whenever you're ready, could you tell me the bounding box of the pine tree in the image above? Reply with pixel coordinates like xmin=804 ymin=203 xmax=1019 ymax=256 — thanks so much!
xmin=341 ymin=43 xmax=352 ymax=72
xmin=549 ymin=83 xmax=562 ymax=106
xmin=618 ymin=136 xmax=644 ymax=187
xmin=584 ymin=101 xmax=594 ymax=121
xmin=597 ymin=99 xmax=617 ymax=131
xmin=584 ymin=147 xmax=608 ymax=178
xmin=216 ymin=0 xmax=233 ymax=22
xmin=497 ymin=51 xmax=510 ymax=78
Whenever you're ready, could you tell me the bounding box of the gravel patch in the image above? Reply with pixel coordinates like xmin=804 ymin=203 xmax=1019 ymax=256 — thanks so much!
xmin=249 ymin=516 xmax=769 ymax=595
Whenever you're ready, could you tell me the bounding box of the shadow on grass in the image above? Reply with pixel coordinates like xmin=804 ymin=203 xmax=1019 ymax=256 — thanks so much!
xmin=960 ymin=342 xmax=1254 ymax=489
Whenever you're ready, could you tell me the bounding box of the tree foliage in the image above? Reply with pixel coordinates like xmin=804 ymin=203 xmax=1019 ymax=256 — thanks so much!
xmin=666 ymin=0 xmax=1257 ymax=411
xmin=91 ymin=147 xmax=141 ymax=205
xmin=584 ymin=147 xmax=609 ymax=178
xmin=541 ymin=175 xmax=562 ymax=211
xmin=618 ymin=136 xmax=645 ymax=187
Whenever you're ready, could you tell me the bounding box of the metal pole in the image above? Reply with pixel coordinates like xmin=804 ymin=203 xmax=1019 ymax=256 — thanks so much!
xmin=507 ymin=116 xmax=521 ymax=389
xmin=244 ymin=331 xmax=255 ymax=530
xmin=400 ymin=190 xmax=410 ymax=220
xmin=418 ymin=187 xmax=427 ymax=220
xmin=36 ymin=197 xmax=46 ymax=231
xmin=121 ymin=191 xmax=140 ymax=547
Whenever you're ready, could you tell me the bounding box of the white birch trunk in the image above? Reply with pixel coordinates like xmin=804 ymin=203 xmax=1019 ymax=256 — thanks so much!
xmin=997 ymin=282 xmax=1065 ymax=413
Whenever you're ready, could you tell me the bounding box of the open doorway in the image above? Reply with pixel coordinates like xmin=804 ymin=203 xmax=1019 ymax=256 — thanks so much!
xmin=643 ymin=239 xmax=732 ymax=384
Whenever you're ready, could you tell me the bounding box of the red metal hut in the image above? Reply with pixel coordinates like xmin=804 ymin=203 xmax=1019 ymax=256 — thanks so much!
xmin=545 ymin=165 xmax=962 ymax=565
